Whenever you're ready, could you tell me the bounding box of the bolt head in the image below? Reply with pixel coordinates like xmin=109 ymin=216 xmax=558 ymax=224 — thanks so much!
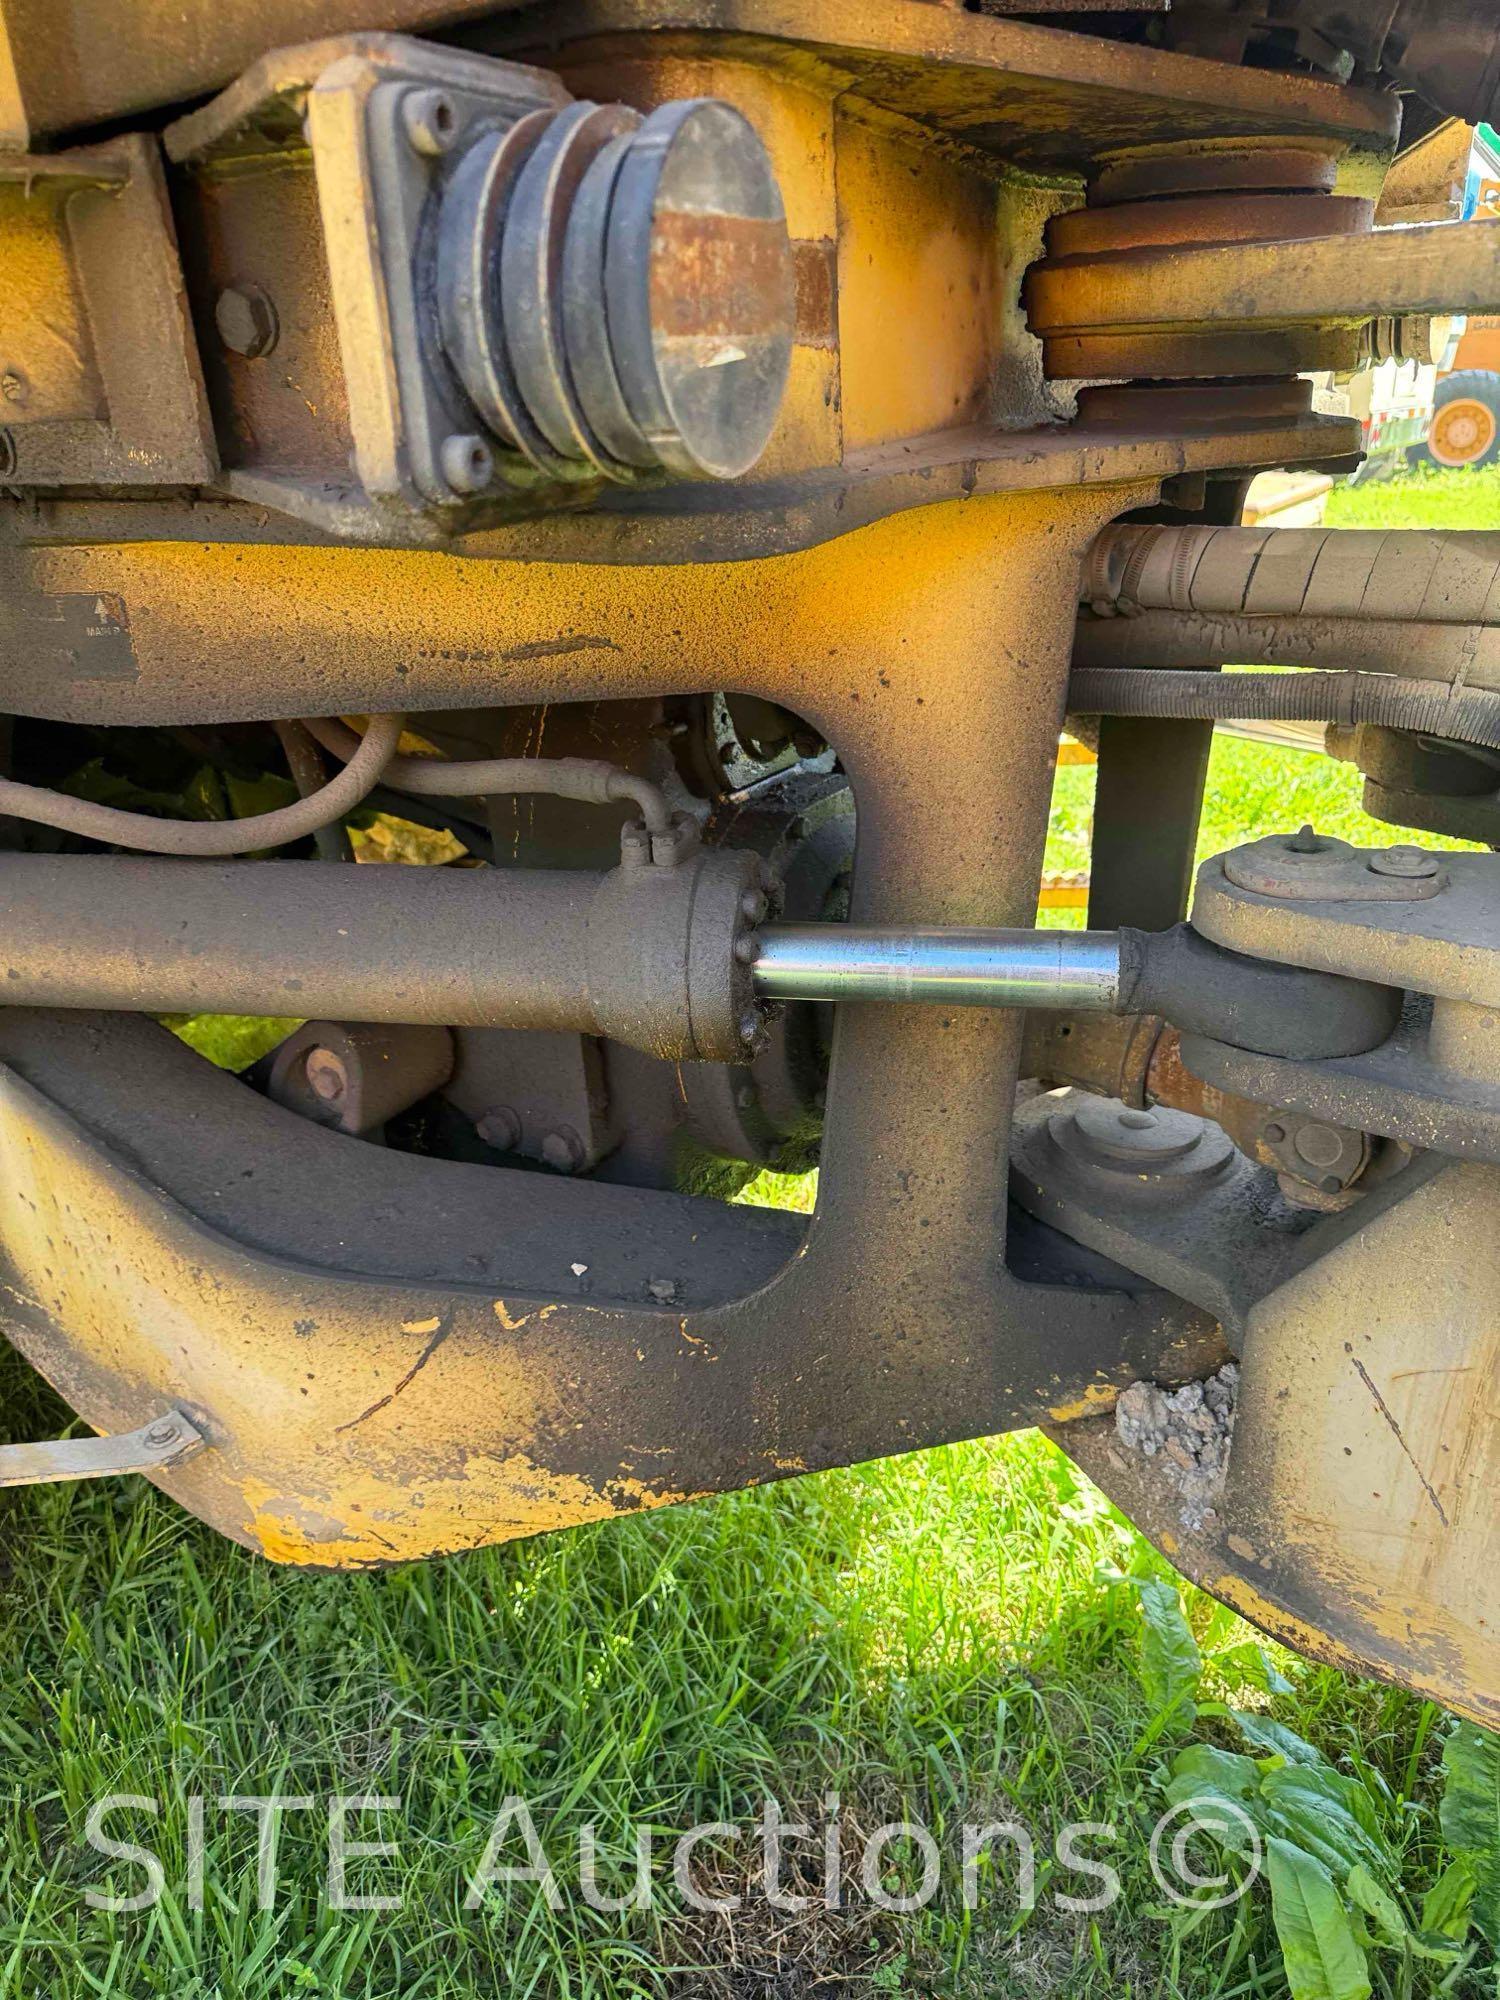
xmin=1291 ymin=1121 xmax=1349 ymax=1172
xmin=541 ymin=1127 xmax=585 ymax=1174
xmin=739 ymin=1010 xmax=762 ymax=1046
xmin=144 ymin=1419 xmax=180 ymax=1447
xmin=734 ymin=933 xmax=760 ymax=966
xmin=215 ymin=283 xmax=279 ymax=359
xmin=440 ymin=431 xmax=494 ymax=496
xmin=402 ymin=87 xmax=460 ymax=156
xmin=740 ymin=889 xmax=768 ymax=924
xmin=303 ymin=1047 xmax=349 ymax=1101
xmin=476 ymin=1106 xmax=522 ymax=1151
xmin=1369 ymin=844 xmax=1440 ymax=881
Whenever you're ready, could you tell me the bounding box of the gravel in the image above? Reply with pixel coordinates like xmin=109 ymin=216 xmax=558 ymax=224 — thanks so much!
xmin=1114 ymin=1363 xmax=1239 ymax=1532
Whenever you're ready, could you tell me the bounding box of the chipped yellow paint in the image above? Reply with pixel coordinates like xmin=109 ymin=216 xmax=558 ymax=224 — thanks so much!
xmin=491 ymin=1300 xmax=562 ymax=1333
xmin=240 ymin=1453 xmax=708 ymax=1568
xmin=1047 ymin=1381 xmax=1119 ymax=1424
xmin=400 ymin=1315 xmax=442 ymax=1335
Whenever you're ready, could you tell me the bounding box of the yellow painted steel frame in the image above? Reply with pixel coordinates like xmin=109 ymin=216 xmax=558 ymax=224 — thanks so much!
xmin=0 ymin=489 xmax=1221 ymax=1573
xmin=5 ymin=2 xmax=1497 ymax=1731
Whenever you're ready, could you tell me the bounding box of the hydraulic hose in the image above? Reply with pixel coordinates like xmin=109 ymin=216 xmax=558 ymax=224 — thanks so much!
xmin=1067 ymin=667 xmax=1500 ymax=756
xmin=1081 ymin=525 xmax=1500 ymax=626
xmin=301 ymin=717 xmax=673 ymax=833
xmin=0 ymin=713 xmax=403 ymax=856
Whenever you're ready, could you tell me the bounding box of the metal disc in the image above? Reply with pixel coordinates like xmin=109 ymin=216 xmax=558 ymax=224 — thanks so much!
xmin=435 ymin=109 xmax=573 ymax=478
xmin=499 ymin=99 xmax=641 ymax=477
xmin=603 ymin=99 xmax=793 ymax=481
xmin=561 ymin=132 xmax=660 ymax=471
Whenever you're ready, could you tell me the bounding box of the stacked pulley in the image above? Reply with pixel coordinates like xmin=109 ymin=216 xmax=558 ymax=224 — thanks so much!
xmin=428 ymin=94 xmax=794 ymax=487
xmin=1024 ymin=141 xmax=1375 ymax=426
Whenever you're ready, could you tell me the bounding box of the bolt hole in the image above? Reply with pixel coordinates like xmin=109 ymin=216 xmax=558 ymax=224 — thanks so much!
xmin=434 ymin=97 xmax=455 ymax=134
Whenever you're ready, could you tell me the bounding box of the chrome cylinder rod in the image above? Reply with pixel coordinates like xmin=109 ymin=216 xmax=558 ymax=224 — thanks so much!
xmin=750 ymin=925 xmax=1122 ymax=1011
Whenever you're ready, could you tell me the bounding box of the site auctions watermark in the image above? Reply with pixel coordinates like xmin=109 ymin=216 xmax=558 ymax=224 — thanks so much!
xmin=75 ymin=1791 xmax=1263 ymax=1916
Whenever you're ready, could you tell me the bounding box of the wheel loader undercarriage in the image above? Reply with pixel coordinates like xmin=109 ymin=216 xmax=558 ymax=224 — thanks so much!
xmin=1 ymin=0 xmax=1499 ymax=1725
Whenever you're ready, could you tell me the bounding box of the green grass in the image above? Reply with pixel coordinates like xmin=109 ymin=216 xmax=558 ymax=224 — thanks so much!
xmin=1325 ymin=462 xmax=1500 ymax=532
xmin=2 ymin=468 xmax=1495 ymax=1998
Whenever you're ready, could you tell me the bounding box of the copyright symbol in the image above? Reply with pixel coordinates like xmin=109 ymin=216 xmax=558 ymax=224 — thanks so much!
xmin=1149 ymin=1797 xmax=1262 ymax=1910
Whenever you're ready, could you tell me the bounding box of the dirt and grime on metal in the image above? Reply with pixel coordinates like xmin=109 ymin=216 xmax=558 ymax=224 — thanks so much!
xmin=1114 ymin=1362 xmax=1239 ymax=1531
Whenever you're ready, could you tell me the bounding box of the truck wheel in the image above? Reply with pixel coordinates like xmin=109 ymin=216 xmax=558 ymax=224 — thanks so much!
xmin=1411 ymin=370 xmax=1500 ymax=470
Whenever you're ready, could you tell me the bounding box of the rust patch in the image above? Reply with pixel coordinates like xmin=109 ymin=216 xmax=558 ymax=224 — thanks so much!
xmin=649 ymin=210 xmax=792 ymax=341
xmin=792 ymin=237 xmax=837 ymax=349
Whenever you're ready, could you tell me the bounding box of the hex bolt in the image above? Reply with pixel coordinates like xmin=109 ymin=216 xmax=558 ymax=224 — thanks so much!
xmin=303 ymin=1047 xmax=349 ymax=1102
xmin=440 ymin=432 xmax=495 ymax=496
xmin=541 ymin=1126 xmax=585 ymax=1173
xmin=619 ymin=823 xmax=653 ymax=868
xmin=214 ymin=283 xmax=279 ymax=360
xmin=1369 ymin=844 xmax=1441 ymax=881
xmin=403 ymin=88 xmax=460 ymax=157
xmin=144 ymin=1418 xmax=180 ymax=1448
xmin=476 ymin=1106 xmax=522 ymax=1151
xmin=734 ymin=934 xmax=761 ymax=965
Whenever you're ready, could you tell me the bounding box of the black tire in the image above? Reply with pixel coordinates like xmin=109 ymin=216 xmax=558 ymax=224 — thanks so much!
xmin=1409 ymin=370 xmax=1500 ymax=471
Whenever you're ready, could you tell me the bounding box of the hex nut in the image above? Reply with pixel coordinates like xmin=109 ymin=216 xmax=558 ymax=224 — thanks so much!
xmin=144 ymin=1419 xmax=180 ymax=1447
xmin=304 ymin=1047 xmax=349 ymax=1101
xmin=215 ymin=283 xmax=279 ymax=359
xmin=440 ymin=432 xmax=495 ymax=495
